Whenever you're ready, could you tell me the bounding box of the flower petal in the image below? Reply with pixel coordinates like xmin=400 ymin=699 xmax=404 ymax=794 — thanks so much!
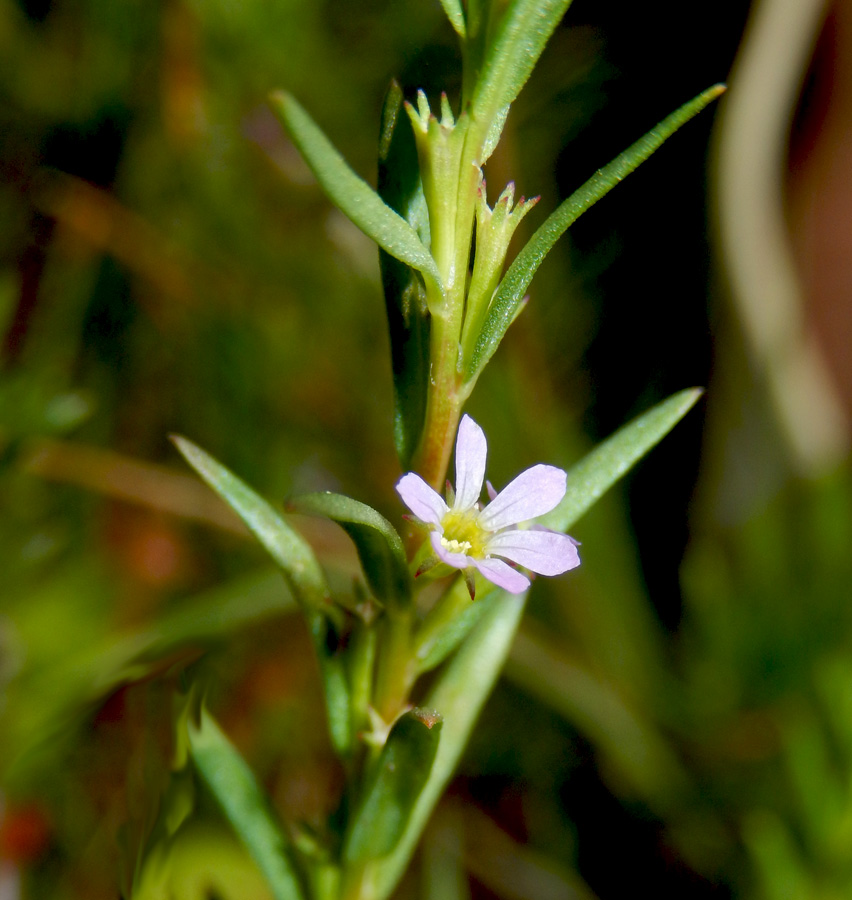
xmin=473 ymin=557 xmax=530 ymax=594
xmin=453 ymin=414 xmax=487 ymax=511
xmin=479 ymin=464 xmax=567 ymax=530
xmin=486 ymin=528 xmax=580 ymax=575
xmin=396 ymin=472 xmax=448 ymax=526
xmin=430 ymin=530 xmax=471 ymax=569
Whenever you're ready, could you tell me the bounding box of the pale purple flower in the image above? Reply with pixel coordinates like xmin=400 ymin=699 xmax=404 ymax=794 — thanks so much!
xmin=396 ymin=415 xmax=580 ymax=594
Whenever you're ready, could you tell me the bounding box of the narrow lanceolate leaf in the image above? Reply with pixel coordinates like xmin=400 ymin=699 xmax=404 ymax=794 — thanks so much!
xmin=471 ymin=0 xmax=574 ymax=134
xmin=438 ymin=0 xmax=466 ymax=37
xmin=188 ymin=709 xmax=306 ymax=900
xmin=467 ymin=84 xmax=726 ymax=379
xmin=344 ymin=708 xmax=443 ymax=863
xmin=377 ymin=80 xmax=432 ymax=467
xmin=287 ymin=491 xmax=412 ymax=608
xmin=270 ymin=91 xmax=442 ymax=296
xmin=171 ymin=437 xmax=352 ymax=757
xmin=540 ymin=388 xmax=704 ymax=533
xmin=171 ymin=436 xmax=329 ymax=615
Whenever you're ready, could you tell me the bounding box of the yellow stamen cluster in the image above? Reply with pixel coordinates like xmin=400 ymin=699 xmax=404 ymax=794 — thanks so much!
xmin=439 ymin=508 xmax=489 ymax=558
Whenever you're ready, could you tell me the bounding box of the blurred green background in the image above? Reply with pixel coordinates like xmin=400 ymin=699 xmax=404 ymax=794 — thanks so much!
xmin=2 ymin=0 xmax=852 ymax=898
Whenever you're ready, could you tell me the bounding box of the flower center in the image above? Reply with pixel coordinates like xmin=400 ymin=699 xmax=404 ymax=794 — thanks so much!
xmin=440 ymin=508 xmax=489 ymax=558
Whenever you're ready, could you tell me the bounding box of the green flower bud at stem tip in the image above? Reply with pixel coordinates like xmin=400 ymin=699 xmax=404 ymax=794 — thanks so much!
xmin=405 ymin=91 xmax=470 ymax=294
xmin=461 ymin=177 xmax=539 ymax=365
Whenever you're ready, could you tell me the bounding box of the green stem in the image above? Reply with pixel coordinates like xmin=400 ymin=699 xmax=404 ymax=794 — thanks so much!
xmin=339 ymin=861 xmax=379 ymax=900
xmin=409 ymin=310 xmax=467 ymax=489
xmin=373 ymin=609 xmax=414 ymax=721
xmin=312 ymin=863 xmax=340 ymax=900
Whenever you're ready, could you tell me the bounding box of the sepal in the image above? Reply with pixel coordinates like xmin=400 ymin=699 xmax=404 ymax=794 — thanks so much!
xmin=406 ymin=91 xmax=471 ymax=293
xmin=461 ymin=177 xmax=538 ymax=365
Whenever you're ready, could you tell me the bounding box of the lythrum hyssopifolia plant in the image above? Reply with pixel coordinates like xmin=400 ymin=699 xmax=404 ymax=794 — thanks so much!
xmin=168 ymin=3 xmax=722 ymax=898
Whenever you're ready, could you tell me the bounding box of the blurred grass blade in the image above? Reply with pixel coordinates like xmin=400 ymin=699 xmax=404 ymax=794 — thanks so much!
xmin=506 ymin=625 xmax=690 ymax=809
xmin=147 ymin=569 xmax=295 ymax=647
xmin=344 ymin=708 xmax=443 ymax=863
xmin=370 ymin=590 xmax=526 ymax=898
xmin=270 ymin=91 xmax=442 ymax=296
xmin=1 ymin=569 xmax=295 ymax=786
xmin=287 ymin=491 xmax=412 ymax=608
xmin=471 ymin=0 xmax=574 ymax=131
xmin=438 ymin=0 xmax=466 ymax=37
xmin=422 ymin=807 xmax=470 ymax=900
xmin=467 ymin=85 xmax=725 ymax=379
xmin=188 ymin=709 xmax=306 ymax=900
xmin=377 ymin=80 xmax=432 ymax=466
xmin=459 ymin=804 xmax=596 ymax=900
xmin=742 ymin=810 xmax=810 ymax=900
xmin=171 ymin=437 xmax=352 ymax=757
xmin=540 ymin=388 xmax=703 ymax=533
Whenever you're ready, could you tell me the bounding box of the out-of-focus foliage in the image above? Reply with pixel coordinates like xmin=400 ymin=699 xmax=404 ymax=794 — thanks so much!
xmin=2 ymin=1 xmax=852 ymax=899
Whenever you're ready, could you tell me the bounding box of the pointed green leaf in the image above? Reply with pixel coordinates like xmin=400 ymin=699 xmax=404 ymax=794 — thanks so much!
xmin=541 ymin=388 xmax=704 ymax=532
xmin=171 ymin=437 xmax=352 ymax=757
xmin=467 ymin=85 xmax=725 ymax=379
xmin=377 ymin=80 xmax=432 ymax=466
xmin=171 ymin=436 xmax=329 ymax=616
xmin=270 ymin=91 xmax=443 ymax=297
xmin=471 ymin=0 xmax=574 ymax=133
xmin=344 ymin=708 xmax=443 ymax=863
xmin=188 ymin=709 xmax=306 ymax=900
xmin=315 ymin=635 xmax=354 ymax=759
xmin=287 ymin=491 xmax=412 ymax=608
xmin=438 ymin=0 xmax=466 ymax=37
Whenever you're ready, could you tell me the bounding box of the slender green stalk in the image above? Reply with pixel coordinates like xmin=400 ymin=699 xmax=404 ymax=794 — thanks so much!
xmin=409 ymin=308 xmax=469 ymax=489
xmin=311 ymin=864 xmax=341 ymax=900
xmin=339 ymin=860 xmax=380 ymax=900
xmin=373 ymin=609 xmax=415 ymax=721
